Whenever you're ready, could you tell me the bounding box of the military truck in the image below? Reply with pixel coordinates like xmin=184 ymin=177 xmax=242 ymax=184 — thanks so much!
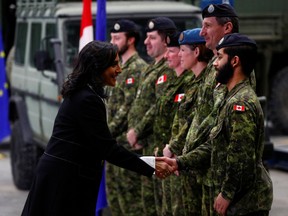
xmin=232 ymin=0 xmax=288 ymax=134
xmin=8 ymin=0 xmax=202 ymax=190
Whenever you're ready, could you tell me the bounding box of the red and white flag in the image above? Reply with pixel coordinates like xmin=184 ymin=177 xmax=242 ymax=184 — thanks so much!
xmin=233 ymin=105 xmax=245 ymax=111
xmin=174 ymin=93 xmax=185 ymax=102
xmin=126 ymin=78 xmax=135 ymax=85
xmin=156 ymin=74 xmax=167 ymax=84
xmin=79 ymin=0 xmax=94 ymax=52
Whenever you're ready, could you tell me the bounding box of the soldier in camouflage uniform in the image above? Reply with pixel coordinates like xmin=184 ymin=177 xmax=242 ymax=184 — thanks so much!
xmin=162 ymin=28 xmax=213 ymax=216
xmin=174 ymin=4 xmax=257 ymax=215
xmin=164 ymin=33 xmax=273 ymax=216
xmin=106 ymin=19 xmax=148 ymax=216
xmin=156 ymin=31 xmax=192 ymax=216
xmin=126 ymin=17 xmax=177 ymax=216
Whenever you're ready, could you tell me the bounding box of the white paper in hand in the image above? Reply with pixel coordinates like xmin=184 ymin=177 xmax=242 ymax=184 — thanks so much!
xmin=140 ymin=156 xmax=155 ymax=169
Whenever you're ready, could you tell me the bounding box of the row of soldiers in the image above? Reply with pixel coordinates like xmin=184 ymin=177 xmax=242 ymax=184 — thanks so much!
xmin=105 ymin=3 xmax=273 ymax=216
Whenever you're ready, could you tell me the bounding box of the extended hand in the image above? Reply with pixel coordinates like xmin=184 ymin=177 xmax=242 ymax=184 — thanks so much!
xmin=213 ymin=192 xmax=230 ymax=216
xmin=154 ymin=160 xmax=175 ymax=179
xmin=157 ymin=157 xmax=178 ymax=170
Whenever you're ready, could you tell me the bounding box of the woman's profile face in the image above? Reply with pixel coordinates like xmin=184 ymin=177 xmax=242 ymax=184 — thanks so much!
xmin=101 ymin=54 xmax=122 ymax=87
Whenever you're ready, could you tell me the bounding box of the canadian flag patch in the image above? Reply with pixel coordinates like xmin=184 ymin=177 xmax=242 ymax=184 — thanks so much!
xmin=156 ymin=74 xmax=167 ymax=84
xmin=126 ymin=78 xmax=134 ymax=85
xmin=233 ymin=105 xmax=245 ymax=111
xmin=174 ymin=93 xmax=185 ymax=102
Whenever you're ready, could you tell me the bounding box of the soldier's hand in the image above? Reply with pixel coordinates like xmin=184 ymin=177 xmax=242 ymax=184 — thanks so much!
xmin=133 ymin=142 xmax=143 ymax=150
xmin=214 ymin=192 xmax=230 ymax=216
xmin=163 ymin=144 xmax=173 ymax=158
xmin=127 ymin=128 xmax=137 ymax=146
xmin=156 ymin=157 xmax=179 ymax=176
xmin=154 ymin=160 xmax=174 ymax=179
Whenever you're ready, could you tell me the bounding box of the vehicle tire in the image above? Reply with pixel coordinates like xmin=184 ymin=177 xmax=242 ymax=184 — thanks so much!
xmin=10 ymin=121 xmax=43 ymax=190
xmin=269 ymin=67 xmax=288 ymax=134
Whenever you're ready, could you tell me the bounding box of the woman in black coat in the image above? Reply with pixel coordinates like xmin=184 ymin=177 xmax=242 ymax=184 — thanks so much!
xmin=21 ymin=41 xmax=171 ymax=216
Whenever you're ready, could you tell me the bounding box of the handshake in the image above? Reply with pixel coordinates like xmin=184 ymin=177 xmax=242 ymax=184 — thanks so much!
xmin=128 ymin=130 xmax=180 ymax=179
xmin=141 ymin=156 xmax=179 ymax=179
xmin=155 ymin=157 xmax=178 ymax=179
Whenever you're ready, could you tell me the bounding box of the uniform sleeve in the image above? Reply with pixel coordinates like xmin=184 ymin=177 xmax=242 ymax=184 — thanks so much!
xmin=177 ymin=141 xmax=211 ymax=171
xmin=221 ymin=102 xmax=257 ymax=201
xmin=170 ymin=110 xmax=180 ymax=140
xmin=169 ymin=120 xmax=189 ymax=156
xmin=134 ymin=103 xmax=156 ymax=140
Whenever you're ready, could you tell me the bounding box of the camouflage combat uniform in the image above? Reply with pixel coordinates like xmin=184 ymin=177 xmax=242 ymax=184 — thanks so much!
xmin=106 ymin=53 xmax=147 ymax=216
xmin=178 ymin=79 xmax=273 ymax=215
xmin=152 ymin=70 xmax=194 ymax=216
xmin=180 ymin=56 xmax=257 ymax=215
xmin=127 ymin=57 xmax=174 ymax=216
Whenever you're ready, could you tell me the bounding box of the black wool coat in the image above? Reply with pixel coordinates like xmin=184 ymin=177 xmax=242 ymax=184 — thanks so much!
xmin=21 ymin=85 xmax=154 ymax=216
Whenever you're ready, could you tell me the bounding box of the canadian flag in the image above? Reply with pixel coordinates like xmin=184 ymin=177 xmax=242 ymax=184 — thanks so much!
xmin=126 ymin=78 xmax=135 ymax=85
xmin=174 ymin=93 xmax=185 ymax=102
xmin=156 ymin=74 xmax=167 ymax=84
xmin=79 ymin=0 xmax=94 ymax=52
xmin=233 ymin=105 xmax=245 ymax=111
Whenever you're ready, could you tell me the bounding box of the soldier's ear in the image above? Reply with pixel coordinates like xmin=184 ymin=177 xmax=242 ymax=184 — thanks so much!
xmin=231 ymin=56 xmax=240 ymax=67
xmin=128 ymin=37 xmax=135 ymax=46
xmin=224 ymin=22 xmax=233 ymax=34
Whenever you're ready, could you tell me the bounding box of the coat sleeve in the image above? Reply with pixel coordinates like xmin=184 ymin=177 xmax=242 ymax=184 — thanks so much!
xmin=76 ymin=92 xmax=154 ymax=177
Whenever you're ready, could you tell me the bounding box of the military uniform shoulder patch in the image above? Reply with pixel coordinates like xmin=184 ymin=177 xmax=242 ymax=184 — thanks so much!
xmin=174 ymin=93 xmax=185 ymax=102
xmin=156 ymin=74 xmax=167 ymax=84
xmin=233 ymin=104 xmax=245 ymax=111
xmin=126 ymin=77 xmax=134 ymax=85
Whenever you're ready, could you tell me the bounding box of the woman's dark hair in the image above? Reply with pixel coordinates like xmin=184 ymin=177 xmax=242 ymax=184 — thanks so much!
xmin=61 ymin=40 xmax=118 ymax=98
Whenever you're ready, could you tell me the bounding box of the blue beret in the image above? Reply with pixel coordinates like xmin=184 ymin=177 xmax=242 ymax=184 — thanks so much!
xmin=146 ymin=17 xmax=177 ymax=32
xmin=166 ymin=32 xmax=181 ymax=47
xmin=202 ymin=4 xmax=238 ymax=19
xmin=216 ymin=33 xmax=257 ymax=50
xmin=111 ymin=19 xmax=139 ymax=33
xmin=178 ymin=28 xmax=205 ymax=45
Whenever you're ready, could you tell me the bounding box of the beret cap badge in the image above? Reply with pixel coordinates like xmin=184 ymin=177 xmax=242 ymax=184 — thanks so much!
xmin=148 ymin=21 xmax=155 ymax=30
xmin=179 ymin=32 xmax=184 ymax=42
xmin=218 ymin=37 xmax=224 ymax=46
xmin=114 ymin=23 xmax=120 ymax=31
xmin=208 ymin=4 xmax=215 ymax=13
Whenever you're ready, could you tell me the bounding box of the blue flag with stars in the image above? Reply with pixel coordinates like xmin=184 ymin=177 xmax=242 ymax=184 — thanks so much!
xmin=0 ymin=27 xmax=11 ymax=143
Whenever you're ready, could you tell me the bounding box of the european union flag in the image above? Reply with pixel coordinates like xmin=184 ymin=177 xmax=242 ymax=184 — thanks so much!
xmin=95 ymin=0 xmax=108 ymax=215
xmin=0 ymin=27 xmax=11 ymax=143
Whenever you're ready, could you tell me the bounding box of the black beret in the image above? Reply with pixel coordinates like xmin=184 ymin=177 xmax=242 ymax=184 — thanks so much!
xmin=202 ymin=4 xmax=238 ymax=19
xmin=216 ymin=33 xmax=257 ymax=50
xmin=110 ymin=19 xmax=139 ymax=33
xmin=146 ymin=17 xmax=177 ymax=32
xmin=166 ymin=32 xmax=181 ymax=47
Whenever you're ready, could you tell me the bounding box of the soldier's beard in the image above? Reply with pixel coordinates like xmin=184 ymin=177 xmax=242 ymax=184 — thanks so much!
xmin=216 ymin=61 xmax=234 ymax=84
xmin=119 ymin=43 xmax=129 ymax=56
